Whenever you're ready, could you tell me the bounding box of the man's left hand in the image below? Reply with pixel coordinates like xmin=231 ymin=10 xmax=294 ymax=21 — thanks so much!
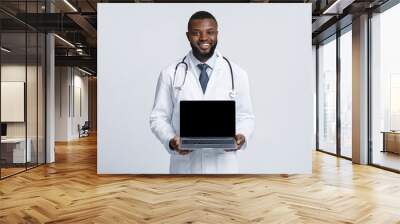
xmin=225 ymin=134 xmax=245 ymax=152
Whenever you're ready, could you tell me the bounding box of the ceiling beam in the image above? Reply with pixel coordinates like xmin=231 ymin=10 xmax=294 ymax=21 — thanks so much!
xmin=67 ymin=13 xmax=97 ymax=46
xmin=55 ymin=55 xmax=96 ymax=69
xmin=322 ymin=0 xmax=356 ymax=14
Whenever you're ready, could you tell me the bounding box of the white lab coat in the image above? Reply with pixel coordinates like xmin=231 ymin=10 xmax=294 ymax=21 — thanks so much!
xmin=150 ymin=50 xmax=255 ymax=174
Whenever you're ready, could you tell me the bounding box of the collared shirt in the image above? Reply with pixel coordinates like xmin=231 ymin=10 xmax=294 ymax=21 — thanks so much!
xmin=189 ymin=50 xmax=217 ymax=78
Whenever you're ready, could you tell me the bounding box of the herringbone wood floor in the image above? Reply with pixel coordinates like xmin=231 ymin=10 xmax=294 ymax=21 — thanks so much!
xmin=1 ymin=135 xmax=400 ymax=224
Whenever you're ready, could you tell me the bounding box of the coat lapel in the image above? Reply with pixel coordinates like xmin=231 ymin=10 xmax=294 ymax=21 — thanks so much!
xmin=204 ymin=51 xmax=223 ymax=99
xmin=186 ymin=50 xmax=224 ymax=99
xmin=187 ymin=54 xmax=205 ymax=99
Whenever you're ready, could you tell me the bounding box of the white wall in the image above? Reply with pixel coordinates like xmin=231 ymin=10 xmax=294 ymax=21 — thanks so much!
xmin=55 ymin=67 xmax=69 ymax=141
xmin=1 ymin=66 xmax=26 ymax=125
xmin=98 ymin=3 xmax=313 ymax=174
xmin=55 ymin=67 xmax=89 ymax=141
xmin=1 ymin=65 xmax=39 ymax=138
xmin=72 ymin=72 xmax=89 ymax=138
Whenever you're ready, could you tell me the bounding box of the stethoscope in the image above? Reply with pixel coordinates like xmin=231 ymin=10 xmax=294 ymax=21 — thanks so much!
xmin=173 ymin=55 xmax=237 ymax=98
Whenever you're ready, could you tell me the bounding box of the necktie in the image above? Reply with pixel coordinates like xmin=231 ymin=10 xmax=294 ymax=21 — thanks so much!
xmin=197 ymin=64 xmax=209 ymax=94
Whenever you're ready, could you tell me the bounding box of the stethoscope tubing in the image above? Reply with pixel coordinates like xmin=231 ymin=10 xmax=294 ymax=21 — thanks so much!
xmin=173 ymin=55 xmax=235 ymax=94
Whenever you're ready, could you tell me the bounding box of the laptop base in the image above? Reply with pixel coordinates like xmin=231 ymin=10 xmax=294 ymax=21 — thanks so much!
xmin=180 ymin=137 xmax=237 ymax=150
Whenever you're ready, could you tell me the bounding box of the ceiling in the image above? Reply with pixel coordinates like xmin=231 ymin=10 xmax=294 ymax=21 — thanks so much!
xmin=0 ymin=0 xmax=393 ymax=74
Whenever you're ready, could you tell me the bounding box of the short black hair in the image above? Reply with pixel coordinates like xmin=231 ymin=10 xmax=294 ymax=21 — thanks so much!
xmin=188 ymin=11 xmax=218 ymax=30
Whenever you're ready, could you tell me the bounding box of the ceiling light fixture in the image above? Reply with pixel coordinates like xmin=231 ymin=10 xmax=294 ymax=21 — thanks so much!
xmin=76 ymin=48 xmax=84 ymax=55
xmin=323 ymin=0 xmax=342 ymax=14
xmin=322 ymin=0 xmax=354 ymax=15
xmin=1 ymin=47 xmax=11 ymax=53
xmin=63 ymin=0 xmax=78 ymax=12
xmin=54 ymin=34 xmax=75 ymax=48
xmin=78 ymin=67 xmax=93 ymax=76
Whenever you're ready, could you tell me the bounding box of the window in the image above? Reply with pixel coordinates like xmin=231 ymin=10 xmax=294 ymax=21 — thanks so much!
xmin=371 ymin=3 xmax=400 ymax=171
xmin=339 ymin=28 xmax=352 ymax=158
xmin=318 ymin=36 xmax=337 ymax=154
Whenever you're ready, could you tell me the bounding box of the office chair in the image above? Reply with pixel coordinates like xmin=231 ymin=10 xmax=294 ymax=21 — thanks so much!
xmin=79 ymin=121 xmax=90 ymax=138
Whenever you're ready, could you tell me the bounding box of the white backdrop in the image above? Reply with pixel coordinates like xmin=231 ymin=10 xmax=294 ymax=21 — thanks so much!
xmin=98 ymin=3 xmax=313 ymax=174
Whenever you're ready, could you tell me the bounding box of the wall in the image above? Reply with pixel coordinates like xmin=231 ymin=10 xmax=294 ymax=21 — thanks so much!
xmin=72 ymin=72 xmax=89 ymax=138
xmin=1 ymin=64 xmax=41 ymax=138
xmin=55 ymin=67 xmax=69 ymax=141
xmin=55 ymin=67 xmax=89 ymax=141
xmin=88 ymin=77 xmax=97 ymax=132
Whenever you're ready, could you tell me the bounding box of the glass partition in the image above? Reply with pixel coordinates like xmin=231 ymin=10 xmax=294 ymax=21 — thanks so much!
xmin=38 ymin=32 xmax=45 ymax=165
xmin=27 ymin=31 xmax=38 ymax=169
xmin=339 ymin=28 xmax=352 ymax=158
xmin=0 ymin=1 xmax=46 ymax=179
xmin=318 ymin=36 xmax=337 ymax=155
xmin=0 ymin=31 xmax=28 ymax=177
xmin=27 ymin=0 xmax=40 ymax=170
xmin=371 ymin=3 xmax=400 ymax=171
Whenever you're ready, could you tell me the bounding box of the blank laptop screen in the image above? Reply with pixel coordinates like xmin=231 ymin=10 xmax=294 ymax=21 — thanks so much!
xmin=180 ymin=101 xmax=235 ymax=137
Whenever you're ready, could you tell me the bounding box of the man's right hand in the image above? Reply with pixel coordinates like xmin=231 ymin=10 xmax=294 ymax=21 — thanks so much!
xmin=169 ymin=136 xmax=192 ymax=155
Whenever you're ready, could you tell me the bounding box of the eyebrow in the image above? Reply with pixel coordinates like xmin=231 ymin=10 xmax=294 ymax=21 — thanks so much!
xmin=190 ymin=27 xmax=217 ymax=31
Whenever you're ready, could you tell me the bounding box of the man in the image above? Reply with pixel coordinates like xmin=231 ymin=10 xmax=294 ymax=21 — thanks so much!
xmin=150 ymin=11 xmax=254 ymax=174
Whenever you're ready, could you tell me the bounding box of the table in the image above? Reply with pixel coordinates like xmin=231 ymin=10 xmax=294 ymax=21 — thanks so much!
xmin=1 ymin=138 xmax=32 ymax=164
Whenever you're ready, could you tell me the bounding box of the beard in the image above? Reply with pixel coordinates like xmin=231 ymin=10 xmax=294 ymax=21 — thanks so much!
xmin=191 ymin=41 xmax=218 ymax=62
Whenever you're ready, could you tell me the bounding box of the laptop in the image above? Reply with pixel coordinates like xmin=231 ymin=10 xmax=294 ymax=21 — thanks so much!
xmin=179 ymin=100 xmax=237 ymax=150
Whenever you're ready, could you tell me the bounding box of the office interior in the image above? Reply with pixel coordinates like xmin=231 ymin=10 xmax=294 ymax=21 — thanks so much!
xmin=0 ymin=0 xmax=400 ymax=222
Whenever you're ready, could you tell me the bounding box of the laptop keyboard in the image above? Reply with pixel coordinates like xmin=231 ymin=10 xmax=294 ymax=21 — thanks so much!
xmin=182 ymin=139 xmax=234 ymax=144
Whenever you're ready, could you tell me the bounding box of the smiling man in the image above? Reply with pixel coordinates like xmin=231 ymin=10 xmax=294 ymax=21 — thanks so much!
xmin=150 ymin=11 xmax=255 ymax=174
xmin=187 ymin=12 xmax=218 ymax=62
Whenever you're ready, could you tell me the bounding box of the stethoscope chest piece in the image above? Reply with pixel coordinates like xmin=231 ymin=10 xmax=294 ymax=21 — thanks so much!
xmin=229 ymin=90 xmax=237 ymax=99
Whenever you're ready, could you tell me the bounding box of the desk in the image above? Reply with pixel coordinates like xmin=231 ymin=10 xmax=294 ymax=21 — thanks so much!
xmin=382 ymin=131 xmax=400 ymax=154
xmin=1 ymin=138 xmax=31 ymax=163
